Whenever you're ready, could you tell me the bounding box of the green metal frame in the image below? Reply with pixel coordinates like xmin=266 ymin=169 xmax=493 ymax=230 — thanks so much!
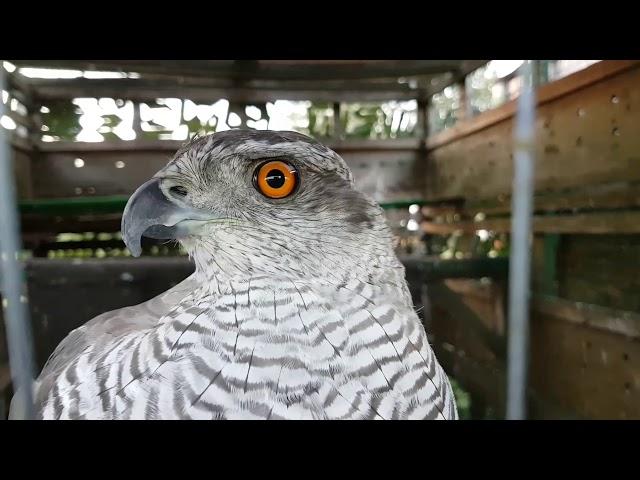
xmin=19 ymin=196 xmax=429 ymax=216
xmin=400 ymin=256 xmax=509 ymax=281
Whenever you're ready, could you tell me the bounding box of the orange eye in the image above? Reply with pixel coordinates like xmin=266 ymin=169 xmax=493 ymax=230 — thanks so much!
xmin=253 ymin=160 xmax=298 ymax=199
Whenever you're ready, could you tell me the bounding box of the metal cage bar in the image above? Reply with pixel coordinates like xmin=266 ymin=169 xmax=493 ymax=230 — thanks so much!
xmin=506 ymin=60 xmax=538 ymax=420
xmin=0 ymin=64 xmax=36 ymax=420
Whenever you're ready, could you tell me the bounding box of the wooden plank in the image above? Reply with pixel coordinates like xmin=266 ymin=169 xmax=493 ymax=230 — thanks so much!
xmin=531 ymin=211 xmax=640 ymax=234
xmin=31 ymin=150 xmax=174 ymax=198
xmin=37 ymin=140 xmax=184 ymax=153
xmin=428 ymin=281 xmax=506 ymax=359
xmin=556 ymin=234 xmax=640 ymax=311
xmin=7 ymin=86 xmax=32 ymax=110
xmin=467 ymin=180 xmax=640 ymax=215
xmin=422 ymin=211 xmax=640 ymax=235
xmin=429 ymin=287 xmax=638 ymax=418
xmin=425 ymin=61 xmax=640 ymax=204
xmin=11 ymin=135 xmax=33 ymax=153
xmin=30 ymin=77 xmax=423 ymax=103
xmin=36 ymin=138 xmax=421 ymax=153
xmin=435 ymin=341 xmax=582 ymax=419
xmin=30 ymin=145 xmax=426 ymax=202
xmin=529 ymin=311 xmax=640 ymax=419
xmin=34 ymin=83 xmax=422 ymax=103
xmin=6 ymin=72 xmax=37 ymax=108
xmin=0 ymin=365 xmax=11 ymax=391
xmin=435 ymin=343 xmax=507 ymax=418
xmin=13 ymin=147 xmax=33 ymax=199
xmin=421 ymin=268 xmax=639 ymax=419
xmin=426 ymin=60 xmax=640 ymax=150
xmin=13 ymin=59 xmax=487 ymax=83
xmin=532 ymin=295 xmax=640 ymax=340
xmin=5 ymin=110 xmax=31 ymax=130
xmin=325 ymin=138 xmax=421 ymax=151
xmin=27 ymin=76 xmax=421 ymax=94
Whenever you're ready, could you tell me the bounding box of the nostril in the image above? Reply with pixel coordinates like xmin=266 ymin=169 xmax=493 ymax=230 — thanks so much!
xmin=169 ymin=185 xmax=188 ymax=197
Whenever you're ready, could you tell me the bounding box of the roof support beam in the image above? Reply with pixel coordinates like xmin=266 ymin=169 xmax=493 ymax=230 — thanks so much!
xmin=11 ymin=60 xmax=488 ymax=82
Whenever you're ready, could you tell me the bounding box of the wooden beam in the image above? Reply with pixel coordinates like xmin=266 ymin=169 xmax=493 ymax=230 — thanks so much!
xmin=5 ymin=110 xmax=32 ymax=130
xmin=35 ymin=138 xmax=422 ymax=153
xmin=36 ymin=139 xmax=185 ymax=153
xmin=422 ymin=210 xmax=640 ymax=235
xmin=466 ymin=181 xmax=640 ymax=216
xmin=429 ymin=282 xmax=507 ymax=359
xmin=25 ymin=76 xmax=420 ymax=93
xmin=0 ymin=365 xmax=10 ymax=391
xmin=10 ymin=135 xmax=33 ymax=152
xmin=416 ymin=98 xmax=429 ymax=141
xmin=532 ymin=295 xmax=640 ymax=341
xmin=426 ymin=60 xmax=640 ymax=151
xmin=32 ymin=82 xmax=421 ymax=104
xmin=11 ymin=60 xmax=486 ymax=82
xmin=332 ymin=102 xmax=343 ymax=140
xmin=5 ymin=72 xmax=37 ymax=109
xmin=15 ymin=60 xmax=489 ymax=102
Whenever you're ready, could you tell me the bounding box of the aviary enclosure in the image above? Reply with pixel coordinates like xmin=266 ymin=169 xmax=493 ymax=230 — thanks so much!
xmin=0 ymin=60 xmax=638 ymax=419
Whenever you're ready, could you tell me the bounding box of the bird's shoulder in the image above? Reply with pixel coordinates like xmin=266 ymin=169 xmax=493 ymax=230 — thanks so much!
xmin=28 ymin=274 xmax=198 ymax=417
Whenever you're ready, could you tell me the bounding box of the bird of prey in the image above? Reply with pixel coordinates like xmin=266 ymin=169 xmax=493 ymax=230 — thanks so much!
xmin=11 ymin=130 xmax=458 ymax=420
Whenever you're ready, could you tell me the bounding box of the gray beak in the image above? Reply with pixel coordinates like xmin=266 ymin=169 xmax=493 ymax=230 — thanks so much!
xmin=121 ymin=179 xmax=213 ymax=257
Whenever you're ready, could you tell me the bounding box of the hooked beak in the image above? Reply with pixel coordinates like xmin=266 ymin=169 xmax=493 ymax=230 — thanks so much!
xmin=121 ymin=179 xmax=214 ymax=257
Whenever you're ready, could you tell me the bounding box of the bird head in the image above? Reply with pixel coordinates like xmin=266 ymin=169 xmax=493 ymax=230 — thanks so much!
xmin=122 ymin=130 xmax=397 ymax=281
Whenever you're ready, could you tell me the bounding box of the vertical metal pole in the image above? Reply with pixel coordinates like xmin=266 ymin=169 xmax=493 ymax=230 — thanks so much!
xmin=459 ymin=76 xmax=472 ymax=120
xmin=333 ymin=102 xmax=343 ymax=140
xmin=0 ymin=63 xmax=36 ymax=419
xmin=506 ymin=60 xmax=537 ymax=420
xmin=417 ymin=96 xmax=429 ymax=142
xmin=133 ymin=102 xmax=143 ymax=139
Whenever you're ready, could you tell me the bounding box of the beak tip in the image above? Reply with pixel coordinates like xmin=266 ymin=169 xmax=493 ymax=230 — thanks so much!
xmin=122 ymin=234 xmax=142 ymax=258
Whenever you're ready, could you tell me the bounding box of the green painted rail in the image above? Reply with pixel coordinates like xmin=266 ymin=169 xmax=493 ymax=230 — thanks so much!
xmin=399 ymin=256 xmax=510 ymax=281
xmin=19 ymin=196 xmax=129 ymax=216
xmin=19 ymin=196 xmax=427 ymax=216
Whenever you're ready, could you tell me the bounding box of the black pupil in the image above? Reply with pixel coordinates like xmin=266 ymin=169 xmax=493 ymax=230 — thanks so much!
xmin=265 ymin=169 xmax=286 ymax=188
xmin=170 ymin=186 xmax=188 ymax=196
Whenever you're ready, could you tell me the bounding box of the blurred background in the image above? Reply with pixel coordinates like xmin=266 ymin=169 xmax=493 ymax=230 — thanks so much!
xmin=0 ymin=59 xmax=638 ymax=419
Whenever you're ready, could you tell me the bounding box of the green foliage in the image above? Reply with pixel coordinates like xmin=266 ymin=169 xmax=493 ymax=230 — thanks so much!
xmin=41 ymin=100 xmax=82 ymax=140
xmin=448 ymin=377 xmax=472 ymax=419
xmin=467 ymin=65 xmax=505 ymax=115
xmin=307 ymin=102 xmax=333 ymax=138
xmin=429 ymin=86 xmax=461 ymax=134
xmin=338 ymin=102 xmax=417 ymax=140
xmin=343 ymin=103 xmax=383 ymax=139
xmin=39 ymin=96 xmax=424 ymax=143
xmin=183 ymin=116 xmax=216 ymax=137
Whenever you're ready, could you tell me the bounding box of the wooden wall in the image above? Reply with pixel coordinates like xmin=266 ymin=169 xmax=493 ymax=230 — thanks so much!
xmin=423 ymin=60 xmax=640 ymax=419
xmin=16 ymin=139 xmax=426 ymax=204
